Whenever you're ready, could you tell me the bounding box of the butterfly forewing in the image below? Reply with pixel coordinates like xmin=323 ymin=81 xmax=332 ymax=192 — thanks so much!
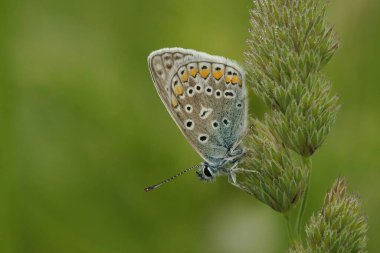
xmin=148 ymin=48 xmax=247 ymax=166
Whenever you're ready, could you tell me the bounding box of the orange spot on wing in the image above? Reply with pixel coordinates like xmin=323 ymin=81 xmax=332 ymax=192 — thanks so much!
xmin=231 ymin=75 xmax=239 ymax=85
xmin=225 ymin=76 xmax=232 ymax=83
xmin=181 ymin=72 xmax=188 ymax=82
xmin=171 ymin=96 xmax=178 ymax=108
xmin=200 ymin=69 xmax=210 ymax=79
xmin=174 ymin=85 xmax=184 ymax=96
xmin=213 ymin=70 xmax=224 ymax=80
xmin=190 ymin=68 xmax=198 ymax=77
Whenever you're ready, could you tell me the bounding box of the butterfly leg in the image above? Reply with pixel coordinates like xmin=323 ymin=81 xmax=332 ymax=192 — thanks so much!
xmin=228 ymin=168 xmax=258 ymax=194
xmin=227 ymin=171 xmax=247 ymax=191
xmin=227 ymin=163 xmax=258 ymax=184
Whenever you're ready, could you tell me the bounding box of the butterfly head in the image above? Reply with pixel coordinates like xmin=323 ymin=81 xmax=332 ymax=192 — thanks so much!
xmin=196 ymin=162 xmax=216 ymax=181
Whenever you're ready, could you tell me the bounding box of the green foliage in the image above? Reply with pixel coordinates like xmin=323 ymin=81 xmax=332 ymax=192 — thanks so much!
xmin=237 ymin=119 xmax=310 ymax=213
xmin=244 ymin=0 xmax=339 ymax=156
xmin=289 ymin=178 xmax=368 ymax=253
xmin=235 ymin=0 xmax=341 ymax=211
xmin=267 ymin=73 xmax=340 ymax=156
xmin=234 ymin=0 xmax=368 ymax=251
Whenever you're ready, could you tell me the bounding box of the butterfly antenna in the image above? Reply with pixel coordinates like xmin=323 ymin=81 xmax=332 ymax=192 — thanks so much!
xmin=144 ymin=164 xmax=202 ymax=192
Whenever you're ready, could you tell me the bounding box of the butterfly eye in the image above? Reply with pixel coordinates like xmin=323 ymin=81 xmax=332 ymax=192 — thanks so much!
xmin=203 ymin=166 xmax=213 ymax=178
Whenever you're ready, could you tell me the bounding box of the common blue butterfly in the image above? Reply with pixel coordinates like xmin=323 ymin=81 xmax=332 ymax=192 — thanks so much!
xmin=145 ymin=48 xmax=248 ymax=191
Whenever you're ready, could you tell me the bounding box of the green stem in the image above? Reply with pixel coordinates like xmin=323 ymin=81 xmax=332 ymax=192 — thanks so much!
xmin=295 ymin=158 xmax=312 ymax=239
xmin=284 ymin=213 xmax=294 ymax=244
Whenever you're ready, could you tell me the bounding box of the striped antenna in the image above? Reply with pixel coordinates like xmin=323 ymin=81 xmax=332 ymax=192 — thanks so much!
xmin=144 ymin=164 xmax=202 ymax=192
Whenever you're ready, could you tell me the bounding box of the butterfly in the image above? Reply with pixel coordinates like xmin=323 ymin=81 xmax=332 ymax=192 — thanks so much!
xmin=145 ymin=48 xmax=248 ymax=191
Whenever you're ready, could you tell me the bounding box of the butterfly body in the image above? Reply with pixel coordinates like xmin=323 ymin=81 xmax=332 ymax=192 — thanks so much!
xmin=148 ymin=48 xmax=248 ymax=182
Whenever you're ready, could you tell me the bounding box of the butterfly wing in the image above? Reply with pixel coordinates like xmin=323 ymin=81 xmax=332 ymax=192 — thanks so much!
xmin=148 ymin=48 xmax=247 ymax=165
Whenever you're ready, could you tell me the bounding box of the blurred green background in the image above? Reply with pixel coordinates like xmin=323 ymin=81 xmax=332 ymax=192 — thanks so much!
xmin=1 ymin=0 xmax=379 ymax=252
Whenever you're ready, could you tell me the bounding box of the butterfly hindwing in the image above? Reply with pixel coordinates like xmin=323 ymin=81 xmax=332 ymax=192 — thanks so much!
xmin=148 ymin=48 xmax=247 ymax=165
